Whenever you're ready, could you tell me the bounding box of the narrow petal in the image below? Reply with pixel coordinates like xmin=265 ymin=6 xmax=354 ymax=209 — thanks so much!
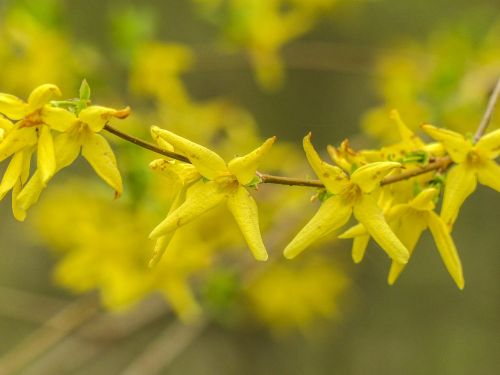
xmin=441 ymin=164 xmax=477 ymax=229
xmin=37 ymin=126 xmax=56 ymax=184
xmin=149 ymin=180 xmax=227 ymax=239
xmin=352 ymin=234 xmax=370 ymax=264
xmin=81 ymin=133 xmax=123 ymax=197
xmin=353 ymin=195 xmax=409 ymax=264
xmin=421 ymin=124 xmax=471 ymax=163
xmin=0 ymin=152 xmax=24 ymax=200
xmin=387 ymin=212 xmax=427 ymax=285
xmin=351 ymin=161 xmax=401 ymax=193
xmin=27 ymin=84 xmax=61 ymax=110
xmin=227 ymin=185 xmax=268 ymax=261
xmin=303 ymin=133 xmax=349 ymax=194
xmin=228 ymin=136 xmax=276 ymax=185
xmin=409 ymin=188 xmax=438 ymax=211
xmin=11 ymin=181 xmax=27 ymax=221
xmin=338 ymin=223 xmax=366 ymax=239
xmin=79 ymin=106 xmax=131 ymax=132
xmin=151 ymin=126 xmax=227 ymax=180
xmin=284 ymin=197 xmax=352 ymax=259
xmin=476 ymin=159 xmax=500 ymax=192
xmin=427 ymin=211 xmax=464 ymax=289
xmin=42 ymin=106 xmax=76 ymax=132
xmin=149 ymin=159 xmax=200 ymax=185
xmin=475 ymin=129 xmax=500 ymax=159
xmin=0 ymin=125 xmax=37 ymax=161
xmin=389 ymin=110 xmax=424 ymax=147
xmin=0 ymin=93 xmax=29 ymax=119
xmin=53 ymin=132 xmax=81 ymax=170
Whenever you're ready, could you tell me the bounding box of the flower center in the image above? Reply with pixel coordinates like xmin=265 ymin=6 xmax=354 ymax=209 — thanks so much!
xmin=340 ymin=183 xmax=362 ymax=206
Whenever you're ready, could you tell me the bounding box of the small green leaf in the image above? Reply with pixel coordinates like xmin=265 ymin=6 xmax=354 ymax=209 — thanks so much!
xmin=79 ymin=79 xmax=91 ymax=102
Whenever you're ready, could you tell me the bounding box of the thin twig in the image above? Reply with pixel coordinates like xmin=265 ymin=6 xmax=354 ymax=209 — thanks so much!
xmin=474 ymin=76 xmax=500 ymax=142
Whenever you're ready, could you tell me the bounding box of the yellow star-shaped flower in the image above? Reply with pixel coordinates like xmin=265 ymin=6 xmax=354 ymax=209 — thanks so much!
xmin=340 ymin=188 xmax=464 ymax=289
xmin=283 ymin=133 xmax=409 ymax=264
xmin=422 ymin=125 xmax=500 ymax=229
xmin=149 ymin=126 xmax=276 ymax=261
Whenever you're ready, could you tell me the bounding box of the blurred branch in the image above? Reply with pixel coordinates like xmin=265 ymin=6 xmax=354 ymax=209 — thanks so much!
xmin=474 ymin=76 xmax=500 ymax=142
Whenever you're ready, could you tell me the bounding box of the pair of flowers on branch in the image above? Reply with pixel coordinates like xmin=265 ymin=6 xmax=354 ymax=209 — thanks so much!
xmin=0 ymin=80 xmax=499 ymax=290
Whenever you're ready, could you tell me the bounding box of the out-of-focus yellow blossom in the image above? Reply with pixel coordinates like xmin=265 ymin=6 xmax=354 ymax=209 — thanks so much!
xmin=149 ymin=126 xmax=276 ymax=261
xmin=246 ymin=256 xmax=349 ymax=335
xmin=422 ymin=125 xmax=500 ymax=229
xmin=340 ymin=188 xmax=464 ymax=289
xmin=284 ymin=133 xmax=409 ymax=263
xmin=16 ymin=104 xmax=131 ymax=218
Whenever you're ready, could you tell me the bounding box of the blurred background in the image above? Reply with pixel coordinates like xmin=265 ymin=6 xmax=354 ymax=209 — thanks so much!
xmin=0 ymin=0 xmax=499 ymax=373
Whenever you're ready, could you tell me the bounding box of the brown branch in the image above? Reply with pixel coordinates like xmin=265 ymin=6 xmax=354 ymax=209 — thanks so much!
xmin=380 ymin=156 xmax=452 ymax=186
xmin=474 ymin=76 xmax=500 ymax=142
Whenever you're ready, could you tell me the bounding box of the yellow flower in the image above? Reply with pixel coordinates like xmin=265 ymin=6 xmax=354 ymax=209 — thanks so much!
xmin=284 ymin=133 xmax=409 ymax=264
xmin=149 ymin=126 xmax=276 ymax=261
xmin=422 ymin=125 xmax=500 ymax=229
xmin=15 ymin=105 xmax=130 ymax=218
xmin=340 ymin=188 xmax=464 ymax=289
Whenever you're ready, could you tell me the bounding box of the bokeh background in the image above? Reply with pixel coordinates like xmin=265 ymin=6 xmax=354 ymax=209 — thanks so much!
xmin=0 ymin=0 xmax=499 ymax=374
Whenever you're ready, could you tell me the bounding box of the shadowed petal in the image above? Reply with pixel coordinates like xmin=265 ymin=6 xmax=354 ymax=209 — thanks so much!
xmin=477 ymin=159 xmax=500 ymax=192
xmin=284 ymin=196 xmax=352 ymax=259
xmin=353 ymin=195 xmax=409 ymax=264
xmin=151 ymin=126 xmax=227 ymax=180
xmin=338 ymin=223 xmax=366 ymax=239
xmin=351 ymin=161 xmax=401 ymax=193
xmin=82 ymin=133 xmax=123 ymax=197
xmin=227 ymin=185 xmax=268 ymax=261
xmin=421 ymin=124 xmax=471 ymax=163
xmin=352 ymin=234 xmax=370 ymax=264
xmin=409 ymin=188 xmax=438 ymax=211
xmin=149 ymin=159 xmax=200 ymax=185
xmin=475 ymin=129 xmax=500 ymax=159
xmin=149 ymin=180 xmax=227 ymax=239
xmin=0 ymin=125 xmax=38 ymax=162
xmin=427 ymin=211 xmax=464 ymax=289
xmin=37 ymin=126 xmax=56 ymax=184
xmin=441 ymin=164 xmax=477 ymax=229
xmin=228 ymin=136 xmax=276 ymax=185
xmin=0 ymin=152 xmax=24 ymax=200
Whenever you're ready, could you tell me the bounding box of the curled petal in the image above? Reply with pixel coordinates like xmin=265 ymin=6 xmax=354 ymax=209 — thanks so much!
xmin=150 ymin=127 xmax=175 ymax=152
xmin=0 ymin=125 xmax=38 ymax=162
xmin=0 ymin=93 xmax=29 ymax=119
xmin=151 ymin=126 xmax=227 ymax=180
xmin=421 ymin=124 xmax=471 ymax=163
xmin=42 ymin=107 xmax=76 ymax=132
xmin=441 ymin=164 xmax=477 ymax=229
xmin=149 ymin=159 xmax=200 ymax=185
xmin=27 ymin=84 xmax=61 ymax=110
xmin=387 ymin=212 xmax=427 ymax=285
xmin=0 ymin=152 xmax=24 ymax=200
xmin=475 ymin=129 xmax=500 ymax=159
xmin=228 ymin=136 xmax=276 ymax=185
xmin=37 ymin=126 xmax=56 ymax=184
xmin=351 ymin=161 xmax=401 ymax=193
xmin=284 ymin=197 xmax=352 ymax=259
xmin=303 ymin=133 xmax=349 ymax=194
xmin=352 ymin=234 xmax=370 ymax=264
xmin=409 ymin=188 xmax=438 ymax=212
xmin=16 ymin=171 xmax=44 ymax=212
xmin=427 ymin=211 xmax=464 ymax=289
xmin=149 ymin=180 xmax=227 ymax=239
xmin=227 ymin=186 xmax=268 ymax=261
xmin=477 ymin=159 xmax=500 ymax=192
xmin=353 ymin=195 xmax=409 ymax=264
xmin=81 ymin=133 xmax=122 ymax=197
xmin=79 ymin=106 xmax=131 ymax=132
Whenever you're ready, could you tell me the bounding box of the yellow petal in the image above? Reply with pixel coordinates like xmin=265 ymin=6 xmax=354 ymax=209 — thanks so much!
xmin=11 ymin=181 xmax=26 ymax=222
xmin=81 ymin=133 xmax=122 ymax=197
xmin=387 ymin=212 xmax=427 ymax=285
xmin=477 ymin=159 xmax=500 ymax=192
xmin=151 ymin=126 xmax=227 ymax=180
xmin=409 ymin=188 xmax=438 ymax=212
xmin=0 ymin=125 xmax=38 ymax=162
xmin=53 ymin=132 xmax=81 ymax=170
xmin=27 ymin=84 xmax=61 ymax=110
xmin=352 ymin=234 xmax=370 ymax=264
xmin=0 ymin=116 xmax=14 ymax=134
xmin=149 ymin=180 xmax=227 ymax=239
xmin=475 ymin=129 xmax=500 ymax=159
xmin=16 ymin=171 xmax=45 ymax=211
xmin=284 ymin=197 xmax=352 ymax=259
xmin=149 ymin=159 xmax=200 ymax=185
xmin=338 ymin=223 xmax=367 ymax=239
xmin=353 ymin=195 xmax=409 ymax=264
xmin=0 ymin=93 xmax=29 ymax=119
xmin=150 ymin=127 xmax=175 ymax=152
xmin=149 ymin=189 xmax=187 ymax=267
xmin=351 ymin=161 xmax=401 ymax=193
xmin=0 ymin=152 xmax=24 ymax=200
xmin=228 ymin=136 xmax=276 ymax=185
xmin=421 ymin=124 xmax=471 ymax=163
xmin=37 ymin=126 xmax=56 ymax=184
xmin=303 ymin=133 xmax=349 ymax=194
xmin=389 ymin=110 xmax=424 ymax=147
xmin=42 ymin=106 xmax=76 ymax=132
xmin=427 ymin=211 xmax=464 ymax=289
xmin=441 ymin=164 xmax=477 ymax=229
xmin=227 ymin=185 xmax=268 ymax=261
xmin=79 ymin=106 xmax=131 ymax=132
